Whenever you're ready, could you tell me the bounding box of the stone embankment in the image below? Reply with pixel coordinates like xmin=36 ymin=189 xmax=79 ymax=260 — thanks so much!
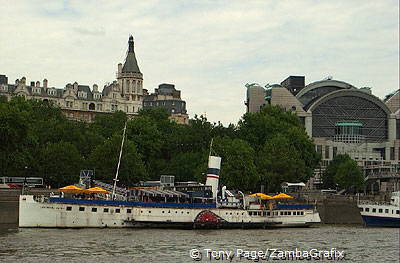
xmin=0 ymin=188 xmax=55 ymax=224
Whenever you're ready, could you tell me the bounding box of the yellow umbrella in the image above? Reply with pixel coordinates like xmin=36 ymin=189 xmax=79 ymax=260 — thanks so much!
xmin=271 ymin=193 xmax=294 ymax=199
xmin=82 ymin=186 xmax=109 ymax=194
xmin=249 ymin=193 xmax=273 ymax=199
xmin=59 ymin=185 xmax=83 ymax=193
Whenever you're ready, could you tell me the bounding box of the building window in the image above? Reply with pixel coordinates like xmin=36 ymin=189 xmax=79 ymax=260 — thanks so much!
xmin=316 ymin=145 xmax=322 ymax=155
xmin=390 ymin=147 xmax=395 ymax=160
xmin=82 ymin=102 xmax=88 ymax=110
xmin=325 ymin=146 xmax=330 ymax=159
xmin=125 ymin=106 xmax=129 ymax=112
xmin=89 ymin=103 xmax=95 ymax=110
xmin=333 ymin=147 xmax=337 ymax=158
xmin=66 ymin=101 xmax=73 ymax=108
xmin=111 ymin=104 xmax=118 ymax=111
xmin=113 ymin=93 xmax=117 ymax=99
xmin=97 ymin=104 xmax=102 ymax=111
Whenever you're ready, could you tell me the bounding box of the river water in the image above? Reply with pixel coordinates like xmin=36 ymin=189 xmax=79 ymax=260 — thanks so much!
xmin=0 ymin=224 xmax=398 ymax=262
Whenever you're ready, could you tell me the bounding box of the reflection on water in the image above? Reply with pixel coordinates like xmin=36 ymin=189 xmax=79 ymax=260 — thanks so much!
xmin=0 ymin=224 xmax=399 ymax=262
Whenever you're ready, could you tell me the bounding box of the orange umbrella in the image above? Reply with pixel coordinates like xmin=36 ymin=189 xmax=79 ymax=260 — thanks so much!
xmin=59 ymin=185 xmax=83 ymax=193
xmin=249 ymin=193 xmax=273 ymax=199
xmin=271 ymin=193 xmax=294 ymax=199
xmin=82 ymin=186 xmax=109 ymax=194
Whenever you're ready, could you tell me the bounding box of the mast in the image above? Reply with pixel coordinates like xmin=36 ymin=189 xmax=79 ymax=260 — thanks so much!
xmin=112 ymin=121 xmax=127 ymax=200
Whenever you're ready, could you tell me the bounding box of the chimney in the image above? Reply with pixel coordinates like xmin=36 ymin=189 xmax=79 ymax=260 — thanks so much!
xmin=43 ymin=79 xmax=48 ymax=88
xmin=93 ymin=84 xmax=98 ymax=92
xmin=21 ymin=77 xmax=26 ymax=85
xmin=118 ymin=63 xmax=122 ymax=74
xmin=73 ymin=82 xmax=78 ymax=91
xmin=205 ymin=156 xmax=222 ymax=199
xmin=36 ymin=81 xmax=40 ymax=87
xmin=30 ymin=81 xmax=35 ymax=87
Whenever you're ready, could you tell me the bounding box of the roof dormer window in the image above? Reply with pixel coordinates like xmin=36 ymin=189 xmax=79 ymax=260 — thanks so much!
xmin=78 ymin=91 xmax=87 ymax=99
xmin=47 ymin=89 xmax=56 ymax=96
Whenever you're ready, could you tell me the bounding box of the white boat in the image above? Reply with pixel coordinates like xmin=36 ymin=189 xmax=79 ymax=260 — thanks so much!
xmin=19 ymin=155 xmax=320 ymax=229
xmin=19 ymin=131 xmax=320 ymax=229
xmin=358 ymin=192 xmax=400 ymax=227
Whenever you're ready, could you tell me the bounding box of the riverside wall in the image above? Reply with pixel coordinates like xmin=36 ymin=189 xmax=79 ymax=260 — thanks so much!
xmin=0 ymin=189 xmax=55 ymax=224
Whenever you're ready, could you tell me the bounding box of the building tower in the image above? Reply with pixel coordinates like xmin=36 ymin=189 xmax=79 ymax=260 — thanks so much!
xmin=117 ymin=35 xmax=143 ymax=112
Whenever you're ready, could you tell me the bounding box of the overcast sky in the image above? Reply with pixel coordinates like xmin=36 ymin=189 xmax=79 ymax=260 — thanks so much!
xmin=1 ymin=1 xmax=399 ymax=125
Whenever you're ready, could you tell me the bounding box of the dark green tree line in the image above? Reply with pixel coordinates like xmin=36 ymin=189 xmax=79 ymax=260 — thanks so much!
xmin=0 ymin=97 xmax=320 ymax=191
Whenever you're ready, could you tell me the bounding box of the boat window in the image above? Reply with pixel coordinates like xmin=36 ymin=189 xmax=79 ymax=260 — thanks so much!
xmin=359 ymin=207 xmax=363 ymax=212
xmin=66 ymin=206 xmax=72 ymax=211
xmin=397 ymin=210 xmax=400 ymax=214
xmin=385 ymin=209 xmax=389 ymax=213
xmin=162 ymin=211 xmax=165 ymax=213
xmin=372 ymin=208 xmax=376 ymax=213
xmin=91 ymin=208 xmax=97 ymax=212
xmin=187 ymin=212 xmax=190 ymax=214
xmin=127 ymin=209 xmax=132 ymax=214
xmin=248 ymin=211 xmax=252 ymax=216
xmin=300 ymin=211 xmax=304 ymax=215
xmin=79 ymin=207 xmax=85 ymax=212
xmin=365 ymin=208 xmax=369 ymax=212
xmin=140 ymin=210 xmax=143 ymax=213
xmin=378 ymin=209 xmax=383 ymax=213
xmin=266 ymin=211 xmax=270 ymax=216
xmin=148 ymin=210 xmax=151 ymax=213
xmin=116 ymin=209 xmax=120 ymax=213
xmin=288 ymin=211 xmax=291 ymax=215
xmin=280 ymin=211 xmax=284 ymax=216
xmin=104 ymin=208 xmax=109 ymax=213
xmin=168 ymin=210 xmax=171 ymax=213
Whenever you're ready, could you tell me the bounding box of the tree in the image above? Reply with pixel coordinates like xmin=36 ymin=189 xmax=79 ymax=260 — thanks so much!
xmin=213 ymin=136 xmax=259 ymax=191
xmin=89 ymin=135 xmax=146 ymax=186
xmin=39 ymin=142 xmax=83 ymax=187
xmin=237 ymin=105 xmax=320 ymax=191
xmin=335 ymin=159 xmax=364 ymax=193
xmin=323 ymin=154 xmax=352 ymax=189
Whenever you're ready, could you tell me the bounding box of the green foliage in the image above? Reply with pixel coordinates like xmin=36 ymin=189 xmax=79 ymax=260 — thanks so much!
xmin=89 ymin=135 xmax=146 ymax=186
xmin=0 ymin=98 xmax=320 ymax=192
xmin=335 ymin=160 xmax=364 ymax=192
xmin=40 ymin=141 xmax=83 ymax=188
xmin=238 ymin=105 xmax=320 ymax=191
xmin=323 ymin=154 xmax=352 ymax=189
xmin=213 ymin=137 xmax=259 ymax=191
xmin=324 ymin=154 xmax=364 ymax=192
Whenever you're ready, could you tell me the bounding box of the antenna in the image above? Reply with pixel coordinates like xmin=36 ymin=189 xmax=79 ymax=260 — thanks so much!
xmin=112 ymin=121 xmax=127 ymax=200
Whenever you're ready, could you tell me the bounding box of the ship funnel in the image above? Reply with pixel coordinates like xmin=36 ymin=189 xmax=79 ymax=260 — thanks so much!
xmin=206 ymin=156 xmax=221 ymax=199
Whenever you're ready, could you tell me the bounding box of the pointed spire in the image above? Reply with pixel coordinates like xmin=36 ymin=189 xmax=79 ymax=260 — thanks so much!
xmin=122 ymin=35 xmax=141 ymax=74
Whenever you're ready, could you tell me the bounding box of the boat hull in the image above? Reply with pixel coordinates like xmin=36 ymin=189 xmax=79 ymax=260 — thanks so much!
xmin=361 ymin=215 xmax=400 ymax=227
